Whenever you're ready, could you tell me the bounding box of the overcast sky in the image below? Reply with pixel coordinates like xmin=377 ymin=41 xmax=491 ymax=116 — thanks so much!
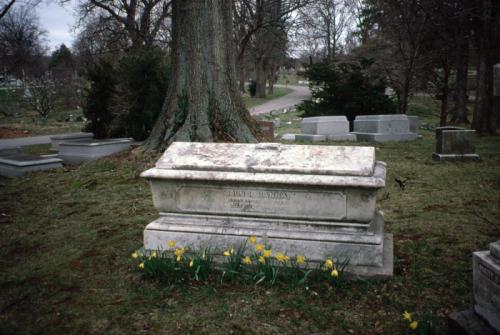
xmin=36 ymin=0 xmax=78 ymax=52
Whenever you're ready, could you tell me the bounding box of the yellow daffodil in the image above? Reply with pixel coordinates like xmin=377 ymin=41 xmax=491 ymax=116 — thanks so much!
xmin=275 ymin=252 xmax=289 ymax=263
xmin=255 ymin=243 xmax=265 ymax=252
xmin=248 ymin=236 xmax=257 ymax=244
xmin=242 ymin=256 xmax=252 ymax=265
xmin=131 ymin=252 xmax=139 ymax=259
xmin=167 ymin=240 xmax=176 ymax=248
xmin=258 ymin=256 xmax=266 ymax=264
xmin=189 ymin=259 xmax=194 ymax=268
xmin=174 ymin=247 xmax=185 ymax=261
xmin=150 ymin=251 xmax=157 ymax=258
xmin=409 ymin=321 xmax=418 ymax=330
xmin=324 ymin=259 xmax=334 ymax=269
xmin=263 ymin=249 xmax=272 ymax=258
xmin=296 ymin=255 xmax=306 ymax=265
xmin=138 ymin=262 xmax=144 ymax=269
xmin=403 ymin=311 xmax=412 ymax=321
xmin=331 ymin=268 xmax=339 ymax=278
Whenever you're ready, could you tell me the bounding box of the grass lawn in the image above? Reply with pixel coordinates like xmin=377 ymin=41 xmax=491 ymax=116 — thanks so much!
xmin=1 ymin=97 xmax=500 ymax=334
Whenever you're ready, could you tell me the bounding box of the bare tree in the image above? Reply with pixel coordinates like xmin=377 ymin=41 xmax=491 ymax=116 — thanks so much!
xmin=0 ymin=4 xmax=47 ymax=79
xmin=26 ymin=75 xmax=56 ymax=120
xmin=297 ymin=0 xmax=353 ymax=61
xmin=0 ymin=0 xmax=16 ymax=20
xmin=76 ymin=0 xmax=172 ymax=50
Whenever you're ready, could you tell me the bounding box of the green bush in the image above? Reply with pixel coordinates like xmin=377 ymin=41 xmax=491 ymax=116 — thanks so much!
xmin=83 ymin=47 xmax=169 ymax=140
xmin=82 ymin=59 xmax=116 ymax=138
xmin=298 ymin=59 xmax=396 ymax=124
xmin=109 ymin=47 xmax=169 ymax=140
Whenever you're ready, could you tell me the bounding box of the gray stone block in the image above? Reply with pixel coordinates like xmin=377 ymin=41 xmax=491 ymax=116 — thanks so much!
xmin=408 ymin=116 xmax=420 ymax=134
xmin=0 ymin=147 xmax=22 ymax=156
xmin=294 ymin=134 xmax=326 ymax=142
xmin=352 ymin=114 xmax=418 ymax=142
xmin=433 ymin=127 xmax=479 ymax=161
xmin=354 ymin=132 xmax=418 ymax=143
xmin=141 ymin=142 xmax=393 ymax=278
xmin=473 ymin=244 xmax=500 ymax=332
xmin=58 ymin=138 xmax=132 ymax=164
xmin=448 ymin=309 xmax=498 ymax=335
xmin=50 ymin=132 xmax=94 ymax=151
xmin=281 ymin=133 xmax=296 ymax=141
xmin=0 ymin=154 xmax=63 ymax=177
xmin=327 ymin=134 xmax=357 ymax=141
xmin=301 ymin=116 xmax=350 ymax=135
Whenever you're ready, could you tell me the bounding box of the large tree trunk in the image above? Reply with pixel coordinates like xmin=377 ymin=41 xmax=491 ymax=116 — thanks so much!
xmin=144 ymin=0 xmax=258 ymax=151
xmin=255 ymin=55 xmax=267 ymax=98
xmin=451 ymin=36 xmax=469 ymax=124
xmin=472 ymin=0 xmax=495 ymax=134
xmin=439 ymin=62 xmax=451 ymax=127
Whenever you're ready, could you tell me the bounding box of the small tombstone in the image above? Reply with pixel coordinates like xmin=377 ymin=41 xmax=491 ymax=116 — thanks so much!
xmin=300 ymin=116 xmax=356 ymax=141
xmin=50 ymin=132 xmax=94 ymax=151
xmin=432 ymin=126 xmax=479 ymax=161
xmin=256 ymin=120 xmax=274 ymax=141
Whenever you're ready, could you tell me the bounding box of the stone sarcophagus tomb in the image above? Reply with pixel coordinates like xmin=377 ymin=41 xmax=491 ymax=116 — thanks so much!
xmin=141 ymin=142 xmax=393 ymax=278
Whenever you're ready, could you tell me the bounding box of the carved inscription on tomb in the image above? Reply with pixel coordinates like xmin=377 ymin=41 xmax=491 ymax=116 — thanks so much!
xmin=479 ymin=261 xmax=500 ymax=286
xmin=176 ymin=185 xmax=347 ymax=220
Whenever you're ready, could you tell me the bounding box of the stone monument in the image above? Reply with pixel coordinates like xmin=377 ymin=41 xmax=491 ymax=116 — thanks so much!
xmin=50 ymin=132 xmax=94 ymax=151
xmin=58 ymin=138 xmax=132 ymax=164
xmin=432 ymin=127 xmax=479 ymax=161
xmin=353 ymin=114 xmax=418 ymax=142
xmin=299 ymin=116 xmax=356 ymax=141
xmin=141 ymin=142 xmax=393 ymax=278
xmin=0 ymin=152 xmax=63 ymax=177
xmin=448 ymin=241 xmax=500 ymax=334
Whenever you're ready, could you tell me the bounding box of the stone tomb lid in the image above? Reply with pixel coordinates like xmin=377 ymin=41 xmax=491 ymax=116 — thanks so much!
xmin=144 ymin=142 xmax=386 ymax=188
xmin=59 ymin=138 xmax=132 ymax=147
xmin=0 ymin=154 xmax=62 ymax=167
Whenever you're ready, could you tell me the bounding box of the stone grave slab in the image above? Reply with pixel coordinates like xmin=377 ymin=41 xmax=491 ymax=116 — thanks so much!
xmin=294 ymin=134 xmax=326 ymax=142
xmin=0 ymin=147 xmax=22 ymax=156
xmin=408 ymin=116 xmax=420 ymax=134
xmin=281 ymin=133 xmax=297 ymax=141
xmin=473 ymin=241 xmax=500 ymax=332
xmin=58 ymin=138 xmax=132 ymax=164
xmin=432 ymin=127 xmax=479 ymax=161
xmin=300 ymin=116 xmax=356 ymax=141
xmin=50 ymin=132 xmax=94 ymax=151
xmin=141 ymin=142 xmax=393 ymax=278
xmin=353 ymin=114 xmax=418 ymax=142
xmin=0 ymin=153 xmax=63 ymax=177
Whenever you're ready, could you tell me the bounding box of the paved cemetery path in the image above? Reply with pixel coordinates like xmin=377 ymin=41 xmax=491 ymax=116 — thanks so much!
xmin=249 ymin=85 xmax=311 ymax=115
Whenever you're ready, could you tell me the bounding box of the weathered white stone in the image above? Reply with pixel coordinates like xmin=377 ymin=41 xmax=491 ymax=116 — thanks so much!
xmin=281 ymin=133 xmax=296 ymax=141
xmin=50 ymin=132 xmax=94 ymax=151
xmin=0 ymin=154 xmax=63 ymax=177
xmin=301 ymin=116 xmax=350 ymax=135
xmin=141 ymin=142 xmax=393 ymax=278
xmin=294 ymin=134 xmax=326 ymax=142
xmin=353 ymin=114 xmax=418 ymax=142
xmin=58 ymin=138 xmax=132 ymax=164
xmin=473 ymin=241 xmax=500 ymax=332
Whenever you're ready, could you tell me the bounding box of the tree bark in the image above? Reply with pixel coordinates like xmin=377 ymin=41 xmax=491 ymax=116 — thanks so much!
xmin=255 ymin=55 xmax=267 ymax=98
xmin=451 ymin=36 xmax=469 ymax=124
xmin=472 ymin=0 xmax=495 ymax=134
xmin=439 ymin=63 xmax=450 ymax=127
xmin=143 ymin=0 xmax=259 ymax=151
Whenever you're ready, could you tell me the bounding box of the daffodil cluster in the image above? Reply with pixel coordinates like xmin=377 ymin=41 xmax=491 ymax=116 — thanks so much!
xmin=403 ymin=311 xmax=418 ymax=330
